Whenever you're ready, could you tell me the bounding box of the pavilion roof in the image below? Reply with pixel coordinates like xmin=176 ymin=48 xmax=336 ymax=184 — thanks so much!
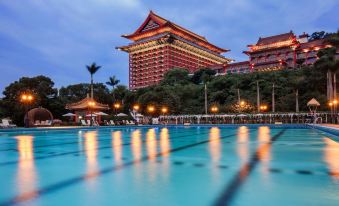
xmin=256 ymin=31 xmax=295 ymax=46
xmin=307 ymin=98 xmax=320 ymax=106
xmin=121 ymin=11 xmax=228 ymax=53
xmin=65 ymin=97 xmax=109 ymax=111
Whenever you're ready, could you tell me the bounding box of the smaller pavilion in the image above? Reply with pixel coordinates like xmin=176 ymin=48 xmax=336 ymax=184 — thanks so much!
xmin=65 ymin=96 xmax=110 ymax=123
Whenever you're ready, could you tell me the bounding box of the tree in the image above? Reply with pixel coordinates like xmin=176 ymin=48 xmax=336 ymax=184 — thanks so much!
xmin=106 ymin=75 xmax=120 ymax=102
xmin=161 ymin=68 xmax=190 ymax=85
xmin=86 ymin=62 xmax=101 ymax=98
xmin=289 ymin=70 xmax=305 ymax=112
xmin=1 ymin=76 xmax=58 ymax=125
xmin=191 ymin=68 xmax=216 ymax=84
xmin=315 ymin=45 xmax=339 ymax=102
xmin=309 ymin=31 xmax=327 ymax=41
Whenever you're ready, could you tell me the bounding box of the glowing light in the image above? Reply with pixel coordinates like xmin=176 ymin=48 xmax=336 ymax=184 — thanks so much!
xmin=15 ymin=135 xmax=37 ymax=196
xmin=161 ymin=107 xmax=168 ymax=114
xmin=133 ymin=104 xmax=140 ymax=111
xmin=114 ymin=103 xmax=121 ymax=109
xmin=83 ymin=131 xmax=98 ymax=181
xmin=323 ymin=138 xmax=339 ymax=180
xmin=211 ymin=106 xmax=218 ymax=113
xmin=209 ymin=127 xmax=221 ymax=162
xmin=112 ymin=131 xmax=123 ymax=164
xmin=237 ymin=126 xmax=249 ymax=163
xmin=131 ymin=130 xmax=142 ymax=160
xmin=147 ymin=105 xmax=155 ymax=113
xmin=146 ymin=128 xmax=157 ymax=160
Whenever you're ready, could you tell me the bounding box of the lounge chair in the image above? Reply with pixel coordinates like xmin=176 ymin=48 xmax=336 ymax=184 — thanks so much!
xmin=110 ymin=120 xmax=115 ymax=126
xmin=46 ymin=120 xmax=52 ymax=126
xmin=34 ymin=120 xmax=41 ymax=126
xmin=87 ymin=120 xmax=91 ymax=126
xmin=1 ymin=119 xmax=17 ymax=128
xmin=81 ymin=120 xmax=88 ymax=126
xmin=128 ymin=120 xmax=135 ymax=125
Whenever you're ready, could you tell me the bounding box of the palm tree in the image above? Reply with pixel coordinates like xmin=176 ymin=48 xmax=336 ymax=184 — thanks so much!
xmin=86 ymin=63 xmax=101 ymax=99
xmin=106 ymin=75 xmax=120 ymax=101
xmin=290 ymin=72 xmax=304 ymax=113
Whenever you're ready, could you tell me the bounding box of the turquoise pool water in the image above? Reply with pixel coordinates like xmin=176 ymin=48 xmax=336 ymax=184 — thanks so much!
xmin=0 ymin=125 xmax=338 ymax=206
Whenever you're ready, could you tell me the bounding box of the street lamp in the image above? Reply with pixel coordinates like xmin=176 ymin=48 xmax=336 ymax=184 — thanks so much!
xmin=20 ymin=93 xmax=34 ymax=128
xmin=210 ymin=106 xmax=218 ymax=113
xmin=260 ymin=105 xmax=267 ymax=112
xmin=147 ymin=105 xmax=155 ymax=113
xmin=133 ymin=104 xmax=140 ymax=111
xmin=88 ymin=101 xmax=95 ymax=126
xmin=161 ymin=107 xmax=168 ymax=115
xmin=240 ymin=101 xmax=245 ymax=107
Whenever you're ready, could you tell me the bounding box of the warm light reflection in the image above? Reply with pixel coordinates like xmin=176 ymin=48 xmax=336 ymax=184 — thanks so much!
xmin=160 ymin=128 xmax=171 ymax=156
xmin=146 ymin=128 xmax=157 ymax=160
xmin=131 ymin=129 xmax=142 ymax=160
xmin=15 ymin=135 xmax=37 ymax=196
xmin=160 ymin=128 xmax=171 ymax=179
xmin=83 ymin=131 xmax=98 ymax=180
xmin=323 ymin=137 xmax=339 ymax=180
xmin=237 ymin=126 xmax=249 ymax=163
xmin=112 ymin=131 xmax=123 ymax=164
xmin=257 ymin=126 xmax=271 ymax=163
xmin=209 ymin=127 xmax=221 ymax=162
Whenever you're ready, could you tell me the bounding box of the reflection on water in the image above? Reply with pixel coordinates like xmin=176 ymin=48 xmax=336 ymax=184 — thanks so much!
xmin=237 ymin=126 xmax=249 ymax=163
xmin=83 ymin=131 xmax=98 ymax=181
xmin=257 ymin=126 xmax=271 ymax=163
xmin=15 ymin=135 xmax=38 ymax=197
xmin=160 ymin=128 xmax=171 ymax=179
xmin=209 ymin=127 xmax=221 ymax=162
xmin=112 ymin=131 xmax=123 ymax=164
xmin=160 ymin=128 xmax=171 ymax=156
xmin=146 ymin=129 xmax=157 ymax=181
xmin=323 ymin=137 xmax=339 ymax=180
xmin=131 ymin=129 xmax=143 ymax=182
xmin=131 ymin=129 xmax=142 ymax=160
xmin=146 ymin=129 xmax=157 ymax=161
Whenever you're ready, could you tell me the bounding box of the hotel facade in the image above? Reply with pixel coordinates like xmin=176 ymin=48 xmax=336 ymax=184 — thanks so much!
xmin=118 ymin=12 xmax=335 ymax=89
xmin=117 ymin=11 xmax=231 ymax=90
xmin=213 ymin=31 xmax=334 ymax=75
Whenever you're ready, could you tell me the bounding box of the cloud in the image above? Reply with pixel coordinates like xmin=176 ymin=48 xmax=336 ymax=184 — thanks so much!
xmin=0 ymin=0 xmax=338 ymax=94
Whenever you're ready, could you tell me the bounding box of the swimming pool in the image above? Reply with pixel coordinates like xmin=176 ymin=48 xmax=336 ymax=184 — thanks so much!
xmin=0 ymin=125 xmax=338 ymax=206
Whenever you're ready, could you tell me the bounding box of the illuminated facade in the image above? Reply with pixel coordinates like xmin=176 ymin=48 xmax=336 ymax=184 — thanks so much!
xmin=117 ymin=11 xmax=231 ymax=89
xmin=214 ymin=31 xmax=333 ymax=75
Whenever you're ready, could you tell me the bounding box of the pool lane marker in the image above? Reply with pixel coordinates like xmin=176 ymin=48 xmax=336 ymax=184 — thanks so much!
xmin=0 ymin=130 xmax=251 ymax=206
xmin=0 ymin=128 xmax=215 ymax=167
xmin=213 ymin=129 xmax=287 ymax=206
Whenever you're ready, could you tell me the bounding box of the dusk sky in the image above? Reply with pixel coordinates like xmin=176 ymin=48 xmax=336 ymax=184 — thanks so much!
xmin=0 ymin=0 xmax=338 ymax=94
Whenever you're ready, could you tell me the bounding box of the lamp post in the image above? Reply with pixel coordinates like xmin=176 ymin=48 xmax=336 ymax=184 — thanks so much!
xmin=333 ymin=100 xmax=337 ymax=120
xmin=147 ymin=105 xmax=155 ymax=124
xmin=329 ymin=102 xmax=333 ymax=123
xmin=239 ymin=100 xmax=245 ymax=113
xmin=20 ymin=93 xmax=34 ymax=128
xmin=210 ymin=106 xmax=218 ymax=124
xmin=132 ymin=104 xmax=140 ymax=123
xmin=88 ymin=101 xmax=95 ymax=126
xmin=113 ymin=102 xmax=121 ymax=122
xmin=260 ymin=105 xmax=268 ymax=112
xmin=161 ymin=107 xmax=168 ymax=115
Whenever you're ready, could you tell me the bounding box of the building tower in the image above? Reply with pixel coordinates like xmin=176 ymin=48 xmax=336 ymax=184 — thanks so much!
xmin=117 ymin=11 xmax=231 ymax=90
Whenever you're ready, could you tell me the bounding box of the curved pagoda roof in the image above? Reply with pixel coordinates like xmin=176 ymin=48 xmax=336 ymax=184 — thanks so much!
xmin=120 ymin=11 xmax=228 ymax=54
xmin=65 ymin=97 xmax=109 ymax=111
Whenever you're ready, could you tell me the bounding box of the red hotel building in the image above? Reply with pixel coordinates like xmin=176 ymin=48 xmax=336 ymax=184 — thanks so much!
xmin=117 ymin=11 xmax=231 ymax=89
xmin=213 ymin=31 xmax=334 ymax=75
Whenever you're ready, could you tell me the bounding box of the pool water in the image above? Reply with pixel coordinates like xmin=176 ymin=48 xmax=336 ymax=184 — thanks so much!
xmin=0 ymin=125 xmax=338 ymax=206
